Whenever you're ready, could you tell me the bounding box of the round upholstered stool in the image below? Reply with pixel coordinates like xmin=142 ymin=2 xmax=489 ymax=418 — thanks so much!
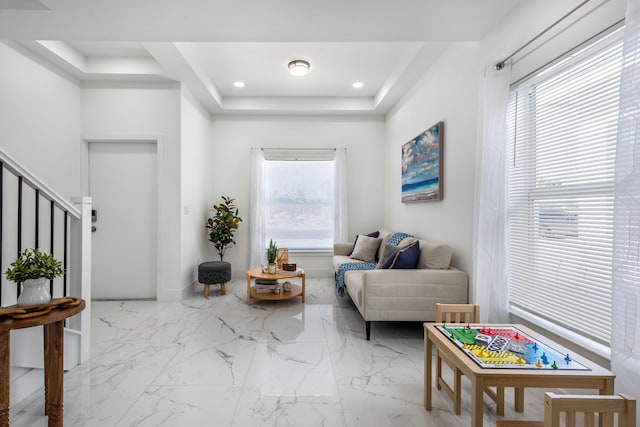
xmin=198 ymin=261 xmax=231 ymax=298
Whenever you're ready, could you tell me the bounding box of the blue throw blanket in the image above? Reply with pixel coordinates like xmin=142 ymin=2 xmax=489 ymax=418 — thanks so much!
xmin=386 ymin=232 xmax=413 ymax=246
xmin=335 ymin=232 xmax=414 ymax=297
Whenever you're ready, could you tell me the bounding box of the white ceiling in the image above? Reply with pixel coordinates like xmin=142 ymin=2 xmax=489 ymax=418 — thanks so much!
xmin=0 ymin=0 xmax=524 ymax=115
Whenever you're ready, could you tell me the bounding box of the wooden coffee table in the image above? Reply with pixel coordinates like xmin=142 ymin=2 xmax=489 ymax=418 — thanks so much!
xmin=246 ymin=267 xmax=305 ymax=304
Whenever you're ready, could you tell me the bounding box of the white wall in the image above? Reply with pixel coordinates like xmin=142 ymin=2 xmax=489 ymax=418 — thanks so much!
xmin=210 ymin=115 xmax=386 ymax=277
xmin=82 ymin=82 xmax=182 ymax=300
xmin=385 ymin=42 xmax=480 ymax=279
xmin=0 ymin=41 xmax=82 ymax=200
xmin=180 ymin=88 xmax=213 ymax=294
xmin=0 ymin=41 xmax=84 ymax=408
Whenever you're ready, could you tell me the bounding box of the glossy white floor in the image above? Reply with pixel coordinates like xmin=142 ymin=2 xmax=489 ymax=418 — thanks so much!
xmin=12 ymin=278 xmax=563 ymax=426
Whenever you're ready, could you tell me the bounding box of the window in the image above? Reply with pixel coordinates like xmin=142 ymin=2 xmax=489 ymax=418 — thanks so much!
xmin=507 ymin=28 xmax=623 ymax=346
xmin=262 ymin=149 xmax=338 ymax=250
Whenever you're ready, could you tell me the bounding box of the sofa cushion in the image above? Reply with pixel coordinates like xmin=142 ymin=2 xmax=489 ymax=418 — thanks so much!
xmin=335 ymin=260 xmax=377 ymax=297
xmin=349 ymin=235 xmax=382 ymax=263
xmin=389 ymin=241 xmax=420 ymax=269
xmin=375 ymin=229 xmax=394 ymax=262
xmin=398 ymin=236 xmax=418 ymax=247
xmin=417 ymin=240 xmax=453 ymax=269
xmin=377 ymin=244 xmax=400 ymax=268
xmin=373 ymin=232 xmax=413 ymax=267
xmin=348 ymin=230 xmax=380 ymax=255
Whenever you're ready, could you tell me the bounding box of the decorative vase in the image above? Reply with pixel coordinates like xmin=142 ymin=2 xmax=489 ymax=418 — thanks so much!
xmin=267 ymin=263 xmax=276 ymax=274
xmin=17 ymin=277 xmax=51 ymax=307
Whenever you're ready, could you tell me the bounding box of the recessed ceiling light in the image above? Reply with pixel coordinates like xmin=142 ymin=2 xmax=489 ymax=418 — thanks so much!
xmin=288 ymin=60 xmax=310 ymax=76
xmin=233 ymin=81 xmax=245 ymax=88
xmin=352 ymin=82 xmax=364 ymax=89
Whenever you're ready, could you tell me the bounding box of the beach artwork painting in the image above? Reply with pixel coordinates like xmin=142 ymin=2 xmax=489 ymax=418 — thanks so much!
xmin=401 ymin=122 xmax=443 ymax=202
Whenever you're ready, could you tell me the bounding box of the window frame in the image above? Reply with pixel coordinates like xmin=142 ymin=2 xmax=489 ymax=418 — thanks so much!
xmin=261 ymin=148 xmax=337 ymax=251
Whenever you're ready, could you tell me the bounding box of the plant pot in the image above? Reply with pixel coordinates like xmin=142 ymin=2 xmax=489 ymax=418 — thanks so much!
xmin=17 ymin=277 xmax=51 ymax=307
xmin=267 ymin=263 xmax=276 ymax=274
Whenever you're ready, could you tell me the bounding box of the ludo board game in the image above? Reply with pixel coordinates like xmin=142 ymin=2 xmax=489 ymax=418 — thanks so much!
xmin=436 ymin=324 xmax=590 ymax=371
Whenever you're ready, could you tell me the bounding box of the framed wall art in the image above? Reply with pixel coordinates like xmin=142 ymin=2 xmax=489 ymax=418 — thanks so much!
xmin=401 ymin=121 xmax=443 ymax=202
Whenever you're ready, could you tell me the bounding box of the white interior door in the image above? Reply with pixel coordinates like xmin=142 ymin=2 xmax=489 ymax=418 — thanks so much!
xmin=89 ymin=141 xmax=157 ymax=299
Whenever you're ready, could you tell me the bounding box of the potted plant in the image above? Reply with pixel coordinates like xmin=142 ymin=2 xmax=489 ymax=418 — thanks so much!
xmin=206 ymin=196 xmax=242 ymax=261
xmin=5 ymin=248 xmax=64 ymax=306
xmin=267 ymin=239 xmax=278 ymax=273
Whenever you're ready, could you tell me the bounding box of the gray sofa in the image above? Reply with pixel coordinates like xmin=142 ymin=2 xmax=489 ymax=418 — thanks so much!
xmin=333 ymin=229 xmax=468 ymax=340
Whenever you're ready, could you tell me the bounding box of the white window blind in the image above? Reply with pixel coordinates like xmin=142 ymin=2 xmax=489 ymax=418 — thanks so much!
xmin=507 ymin=28 xmax=623 ymax=345
xmin=263 ymin=149 xmax=336 ymax=250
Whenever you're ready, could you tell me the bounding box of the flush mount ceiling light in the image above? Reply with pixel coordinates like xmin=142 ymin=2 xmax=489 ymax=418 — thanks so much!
xmin=288 ymin=60 xmax=310 ymax=76
xmin=233 ymin=81 xmax=245 ymax=88
xmin=352 ymin=82 xmax=364 ymax=89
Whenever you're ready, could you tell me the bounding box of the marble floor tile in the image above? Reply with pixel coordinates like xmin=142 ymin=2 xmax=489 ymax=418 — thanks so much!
xmin=117 ymin=385 xmax=242 ymax=427
xmin=10 ymin=277 xmax=556 ymax=427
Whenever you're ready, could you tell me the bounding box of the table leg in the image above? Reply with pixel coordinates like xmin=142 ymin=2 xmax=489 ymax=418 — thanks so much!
xmin=0 ymin=330 xmax=10 ymax=427
xmin=424 ymin=326 xmax=432 ymax=410
xmin=246 ymin=274 xmax=251 ymax=305
xmin=471 ymin=376 xmax=484 ymax=427
xmin=44 ymin=321 xmax=64 ymax=427
xmin=496 ymin=386 xmax=505 ymax=416
xmin=514 ymin=387 xmax=525 ymax=412
xmin=301 ymin=273 xmax=305 ymax=303
xmin=599 ymin=379 xmax=615 ymax=427
xmin=44 ymin=324 xmax=50 ymax=415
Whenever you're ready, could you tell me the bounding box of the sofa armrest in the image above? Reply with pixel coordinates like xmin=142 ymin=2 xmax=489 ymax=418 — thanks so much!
xmin=333 ymin=242 xmax=354 ymax=256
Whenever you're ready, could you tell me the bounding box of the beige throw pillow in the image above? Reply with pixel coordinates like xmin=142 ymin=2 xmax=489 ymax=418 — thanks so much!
xmin=349 ymin=235 xmax=382 ymax=263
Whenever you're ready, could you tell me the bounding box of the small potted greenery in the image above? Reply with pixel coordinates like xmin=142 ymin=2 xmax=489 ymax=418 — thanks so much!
xmin=206 ymin=196 xmax=242 ymax=261
xmin=5 ymin=248 xmax=64 ymax=306
xmin=267 ymin=239 xmax=277 ymax=274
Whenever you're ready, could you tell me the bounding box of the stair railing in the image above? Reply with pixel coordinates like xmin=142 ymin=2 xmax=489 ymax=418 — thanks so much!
xmin=0 ymin=149 xmax=91 ymax=364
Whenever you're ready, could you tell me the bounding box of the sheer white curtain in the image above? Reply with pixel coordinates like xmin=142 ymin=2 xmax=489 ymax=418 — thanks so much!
xmin=334 ymin=148 xmax=349 ymax=243
xmin=249 ymin=148 xmax=266 ymax=267
xmin=473 ymin=65 xmax=511 ymax=323
xmin=611 ymin=0 xmax=640 ymax=401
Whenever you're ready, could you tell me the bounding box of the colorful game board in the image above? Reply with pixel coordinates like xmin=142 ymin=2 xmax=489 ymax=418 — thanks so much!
xmin=436 ymin=325 xmax=590 ymax=371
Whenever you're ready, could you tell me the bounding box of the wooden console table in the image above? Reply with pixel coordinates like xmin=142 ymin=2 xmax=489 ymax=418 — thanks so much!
xmin=0 ymin=299 xmax=86 ymax=427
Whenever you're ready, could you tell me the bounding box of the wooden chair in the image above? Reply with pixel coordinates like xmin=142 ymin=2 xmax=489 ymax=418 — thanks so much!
xmin=544 ymin=392 xmax=636 ymax=427
xmin=435 ymin=303 xmax=506 ymax=415
xmin=496 ymin=392 xmax=636 ymax=427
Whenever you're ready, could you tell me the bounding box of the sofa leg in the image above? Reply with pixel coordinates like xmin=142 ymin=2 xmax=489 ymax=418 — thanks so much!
xmin=365 ymin=321 xmax=371 ymax=341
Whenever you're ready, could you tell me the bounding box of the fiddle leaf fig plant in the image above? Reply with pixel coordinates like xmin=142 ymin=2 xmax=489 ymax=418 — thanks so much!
xmin=5 ymin=248 xmax=64 ymax=283
xmin=206 ymin=196 xmax=242 ymax=261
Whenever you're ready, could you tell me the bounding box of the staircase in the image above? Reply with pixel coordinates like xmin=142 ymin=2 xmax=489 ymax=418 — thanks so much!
xmin=0 ymin=149 xmax=91 ymax=406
